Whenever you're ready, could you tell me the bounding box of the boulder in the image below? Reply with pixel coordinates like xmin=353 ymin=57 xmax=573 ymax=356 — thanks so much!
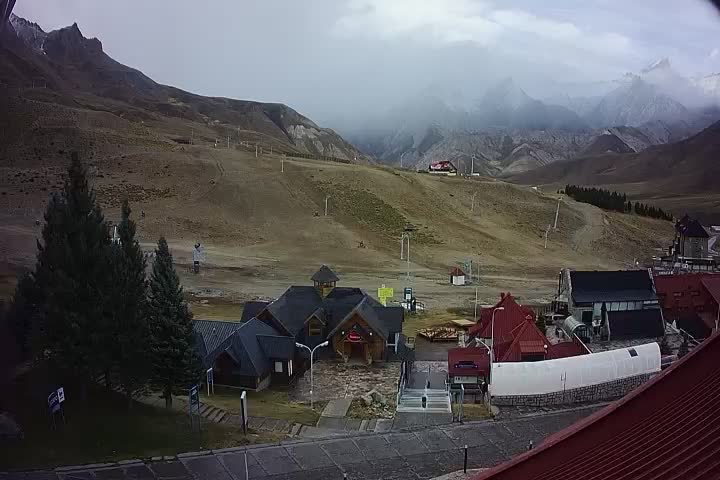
xmin=369 ymin=389 xmax=386 ymax=405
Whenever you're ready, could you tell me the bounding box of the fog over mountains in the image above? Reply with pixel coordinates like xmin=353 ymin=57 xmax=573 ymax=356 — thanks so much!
xmin=343 ymin=58 xmax=720 ymax=176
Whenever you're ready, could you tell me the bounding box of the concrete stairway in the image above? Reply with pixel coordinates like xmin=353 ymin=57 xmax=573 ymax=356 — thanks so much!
xmin=396 ymin=388 xmax=452 ymax=413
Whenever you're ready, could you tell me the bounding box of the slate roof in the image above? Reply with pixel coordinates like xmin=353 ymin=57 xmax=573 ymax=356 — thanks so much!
xmin=265 ymin=286 xmax=324 ymax=336
xmin=473 ymin=331 xmax=720 ymax=480
xmin=677 ymin=216 xmax=709 ymax=238
xmin=607 ymin=309 xmax=665 ymax=339
xmin=327 ymin=296 xmax=390 ymax=340
xmin=373 ymin=307 xmax=404 ymax=335
xmin=450 ymin=267 xmax=466 ymax=276
xmin=241 ymin=301 xmax=270 ymax=323
xmin=193 ymin=319 xmax=242 ymax=356
xmin=569 ymin=270 xmax=656 ymax=303
xmin=193 ymin=319 xmax=292 ymax=377
xmin=311 ymin=264 xmax=339 ymax=283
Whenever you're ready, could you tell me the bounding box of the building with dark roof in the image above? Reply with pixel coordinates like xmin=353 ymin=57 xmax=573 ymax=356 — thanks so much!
xmin=193 ymin=266 xmax=404 ymax=389
xmin=194 ymin=319 xmax=296 ymax=390
xmin=557 ymin=269 xmax=663 ymax=341
xmin=655 ymin=215 xmax=718 ymax=273
xmin=473 ymin=331 xmax=720 ymax=480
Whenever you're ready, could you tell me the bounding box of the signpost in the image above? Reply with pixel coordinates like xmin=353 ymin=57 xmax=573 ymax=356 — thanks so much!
xmin=47 ymin=387 xmax=66 ymax=429
xmin=240 ymin=391 xmax=248 ymax=434
xmin=378 ymin=285 xmax=394 ymax=306
xmin=206 ymin=368 xmax=214 ymax=396
xmin=189 ymin=385 xmax=201 ymax=433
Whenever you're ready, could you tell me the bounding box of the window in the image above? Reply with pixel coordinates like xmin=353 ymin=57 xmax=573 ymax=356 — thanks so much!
xmin=274 ymin=361 xmax=283 ymax=373
xmin=628 ymin=348 xmax=638 ymax=357
xmin=308 ymin=317 xmax=323 ymax=336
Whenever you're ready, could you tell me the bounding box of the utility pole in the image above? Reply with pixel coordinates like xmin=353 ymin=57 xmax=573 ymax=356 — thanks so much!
xmin=270 ymin=146 xmax=273 ymax=155
xmin=400 ymin=151 xmax=407 ymax=169
xmin=255 ymin=144 xmax=258 ymax=158
xmin=474 ymin=287 xmax=479 ymax=322
xmin=191 ymin=128 xmax=194 ymax=145
xmin=553 ymin=197 xmax=561 ymax=230
xmin=227 ymin=135 xmax=230 ymax=149
xmin=471 ymin=192 xmax=477 ymax=212
xmin=471 ymin=154 xmax=475 ymax=176
xmin=324 ymin=196 xmax=330 ymax=216
xmin=281 ymin=155 xmax=284 ymax=173
xmin=544 ymin=224 xmax=551 ymax=249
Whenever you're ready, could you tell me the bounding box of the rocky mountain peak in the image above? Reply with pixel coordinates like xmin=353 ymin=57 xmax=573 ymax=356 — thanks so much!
xmin=642 ymin=57 xmax=672 ymax=74
xmin=9 ymin=13 xmax=46 ymax=50
xmin=43 ymin=21 xmax=103 ymax=64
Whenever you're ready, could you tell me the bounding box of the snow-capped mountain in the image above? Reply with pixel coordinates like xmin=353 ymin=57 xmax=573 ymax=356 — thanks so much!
xmin=585 ymin=77 xmax=690 ymax=127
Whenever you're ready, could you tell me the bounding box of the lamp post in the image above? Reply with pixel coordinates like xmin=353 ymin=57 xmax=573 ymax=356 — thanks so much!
xmin=296 ymin=341 xmax=329 ymax=409
xmin=489 ymin=307 xmax=505 ymax=384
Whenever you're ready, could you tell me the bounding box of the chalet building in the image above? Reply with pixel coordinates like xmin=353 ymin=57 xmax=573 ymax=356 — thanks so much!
xmin=193 ymin=266 xmax=404 ymax=389
xmin=654 ymin=273 xmax=720 ymax=339
xmin=655 ymin=215 xmax=718 ymax=272
xmin=557 ymin=269 xmax=665 ymax=340
xmin=194 ymin=319 xmax=296 ymax=391
xmin=674 ymin=215 xmax=710 ymax=260
xmin=452 ymin=293 xmax=587 ymax=391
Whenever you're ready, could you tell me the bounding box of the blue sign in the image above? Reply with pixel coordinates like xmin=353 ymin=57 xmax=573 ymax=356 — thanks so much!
xmin=189 ymin=385 xmax=200 ymax=407
xmin=47 ymin=391 xmax=60 ymax=414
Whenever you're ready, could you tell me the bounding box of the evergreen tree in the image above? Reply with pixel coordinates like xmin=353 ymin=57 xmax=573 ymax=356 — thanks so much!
xmin=148 ymin=237 xmax=201 ymax=408
xmin=107 ymin=200 xmax=151 ymax=407
xmin=7 ymin=272 xmax=41 ymax=357
xmin=32 ymin=153 xmax=112 ymax=394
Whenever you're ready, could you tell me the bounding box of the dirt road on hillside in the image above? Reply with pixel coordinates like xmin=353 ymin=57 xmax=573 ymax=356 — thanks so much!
xmin=571 ymin=200 xmax=606 ymax=252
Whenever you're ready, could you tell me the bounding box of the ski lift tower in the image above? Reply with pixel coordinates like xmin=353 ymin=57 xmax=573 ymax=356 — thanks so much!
xmin=192 ymin=242 xmax=205 ymax=274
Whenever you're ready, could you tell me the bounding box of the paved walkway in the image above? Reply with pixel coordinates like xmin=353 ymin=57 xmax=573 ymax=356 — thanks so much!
xmin=4 ymin=407 xmax=601 ymax=480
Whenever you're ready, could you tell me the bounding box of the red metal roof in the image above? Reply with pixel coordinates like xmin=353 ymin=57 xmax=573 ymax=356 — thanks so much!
xmin=448 ymin=347 xmax=489 ymax=377
xmin=450 ymin=267 xmax=466 ymax=276
xmin=468 ymin=293 xmax=535 ymax=338
xmin=701 ymin=276 xmax=720 ymax=306
xmin=654 ymin=273 xmax=720 ymax=324
xmin=473 ymin=331 xmax=720 ymax=480
xmin=498 ymin=320 xmax=548 ymax=361
xmin=546 ymin=338 xmax=589 ymax=359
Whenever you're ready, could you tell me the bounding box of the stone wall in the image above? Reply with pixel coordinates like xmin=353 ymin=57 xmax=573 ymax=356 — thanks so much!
xmin=492 ymin=373 xmax=653 ymax=407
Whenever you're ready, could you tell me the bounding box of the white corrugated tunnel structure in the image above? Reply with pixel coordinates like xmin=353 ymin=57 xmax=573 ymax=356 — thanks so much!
xmin=490 ymin=342 xmax=661 ymax=397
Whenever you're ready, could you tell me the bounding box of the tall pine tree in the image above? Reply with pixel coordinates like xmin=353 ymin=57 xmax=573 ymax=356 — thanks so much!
xmin=32 ymin=153 xmax=112 ymax=395
xmin=7 ymin=272 xmax=41 ymax=357
xmin=148 ymin=237 xmax=201 ymax=408
xmin=107 ymin=200 xmax=151 ymax=407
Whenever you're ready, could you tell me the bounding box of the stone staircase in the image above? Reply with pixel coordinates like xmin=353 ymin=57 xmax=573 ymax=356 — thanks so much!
xmin=396 ymin=388 xmax=452 ymax=413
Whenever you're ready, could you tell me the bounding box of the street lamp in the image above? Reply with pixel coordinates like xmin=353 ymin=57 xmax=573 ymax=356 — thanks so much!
xmin=489 ymin=307 xmax=505 ymax=384
xmin=296 ymin=340 xmax=329 ymax=409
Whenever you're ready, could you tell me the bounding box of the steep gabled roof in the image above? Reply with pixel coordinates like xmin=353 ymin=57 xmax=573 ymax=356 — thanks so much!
xmin=473 ymin=331 xmax=720 ymax=480
xmin=469 ymin=294 xmax=534 ymax=339
xmin=223 ymin=319 xmax=283 ymax=377
xmin=327 ymin=296 xmax=390 ymax=339
xmin=569 ymin=270 xmax=656 ymax=303
xmin=677 ymin=216 xmax=709 ymax=238
xmin=264 ymin=286 xmax=324 ymax=336
xmin=257 ymin=335 xmax=295 ymax=359
xmin=373 ymin=306 xmax=404 ymax=335
xmin=497 ymin=320 xmax=549 ymax=362
xmin=193 ymin=319 xmax=242 ymax=360
xmin=450 ymin=267 xmax=466 ymax=276
xmin=311 ymin=264 xmax=339 ymax=283
xmin=240 ymin=300 xmax=270 ymax=323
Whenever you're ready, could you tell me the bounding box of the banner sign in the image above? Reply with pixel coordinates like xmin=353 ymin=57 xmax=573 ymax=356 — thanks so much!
xmin=378 ymin=286 xmax=394 ymax=306
xmin=347 ymin=331 xmax=362 ymax=343
xmin=47 ymin=391 xmax=60 ymax=414
xmin=206 ymin=368 xmax=214 ymax=396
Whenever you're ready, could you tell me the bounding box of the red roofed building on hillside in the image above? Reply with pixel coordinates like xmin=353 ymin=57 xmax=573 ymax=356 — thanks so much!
xmin=473 ymin=330 xmax=720 ymax=480
xmin=468 ymin=293 xmax=535 ymax=339
xmin=654 ymin=273 xmax=720 ymax=339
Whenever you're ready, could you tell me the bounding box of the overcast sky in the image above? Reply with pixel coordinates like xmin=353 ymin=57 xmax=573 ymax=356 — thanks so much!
xmin=14 ymin=0 xmax=720 ymax=127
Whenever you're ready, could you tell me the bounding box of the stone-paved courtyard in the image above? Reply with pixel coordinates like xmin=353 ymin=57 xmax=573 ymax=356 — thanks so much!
xmin=290 ymin=361 xmax=401 ymax=403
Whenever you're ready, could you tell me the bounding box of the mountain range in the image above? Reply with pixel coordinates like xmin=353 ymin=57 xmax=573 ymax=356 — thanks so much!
xmin=0 ymin=12 xmax=366 ymax=163
xmin=345 ymin=58 xmax=720 ymax=177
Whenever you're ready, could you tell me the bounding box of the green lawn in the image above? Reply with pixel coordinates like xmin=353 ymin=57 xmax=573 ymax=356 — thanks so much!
xmin=200 ymin=386 xmax=322 ymax=426
xmin=0 ymin=374 xmax=282 ymax=471
xmin=453 ymin=402 xmax=492 ymax=421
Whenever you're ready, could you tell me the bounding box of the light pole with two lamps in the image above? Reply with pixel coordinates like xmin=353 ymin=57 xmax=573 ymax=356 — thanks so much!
xmin=489 ymin=306 xmax=505 ymax=384
xmin=296 ymin=340 xmax=329 ymax=409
